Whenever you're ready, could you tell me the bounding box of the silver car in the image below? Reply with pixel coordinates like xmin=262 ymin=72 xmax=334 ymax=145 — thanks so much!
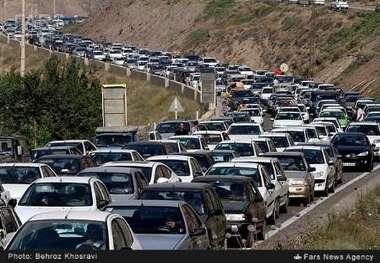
xmin=104 ymin=200 xmax=210 ymax=250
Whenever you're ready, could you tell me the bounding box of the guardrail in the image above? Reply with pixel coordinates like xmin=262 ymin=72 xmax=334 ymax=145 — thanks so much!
xmin=0 ymin=34 xmax=202 ymax=104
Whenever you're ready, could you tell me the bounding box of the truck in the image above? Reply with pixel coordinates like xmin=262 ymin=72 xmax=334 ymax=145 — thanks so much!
xmin=0 ymin=135 xmax=31 ymax=163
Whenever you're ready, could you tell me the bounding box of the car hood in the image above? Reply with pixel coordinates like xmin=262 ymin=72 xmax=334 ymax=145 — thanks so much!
xmin=15 ymin=206 xmax=95 ymax=224
xmin=158 ymin=132 xmax=175 ymax=139
xmin=273 ymin=120 xmax=303 ymax=127
xmin=334 ymin=145 xmax=370 ymax=155
xmin=135 ymin=234 xmax=185 ymax=250
xmin=2 ymin=184 xmax=29 ymax=200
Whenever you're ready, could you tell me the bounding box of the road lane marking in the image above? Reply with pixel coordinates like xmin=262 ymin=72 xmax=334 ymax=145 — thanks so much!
xmin=264 ymin=164 xmax=380 ymax=239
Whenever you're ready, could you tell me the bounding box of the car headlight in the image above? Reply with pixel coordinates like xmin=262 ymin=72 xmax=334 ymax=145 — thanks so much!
xmin=358 ymin=151 xmax=369 ymax=156
xmin=226 ymin=214 xmax=246 ymax=222
xmin=312 ymin=171 xmax=324 ymax=178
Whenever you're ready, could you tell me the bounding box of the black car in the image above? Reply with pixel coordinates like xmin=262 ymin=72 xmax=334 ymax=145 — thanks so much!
xmin=124 ymin=141 xmax=181 ymax=159
xmin=193 ymin=176 xmax=266 ymax=248
xmin=331 ymin=133 xmax=376 ymax=171
xmin=140 ymin=183 xmax=227 ymax=249
xmin=211 ymin=150 xmax=240 ymax=163
xmin=37 ymin=155 xmax=95 ymax=176
xmin=173 ymin=151 xmax=214 ymax=173
xmin=31 ymin=146 xmax=82 ymax=162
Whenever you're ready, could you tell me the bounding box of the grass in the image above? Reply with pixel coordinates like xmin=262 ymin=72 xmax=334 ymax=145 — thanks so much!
xmin=280 ymin=184 xmax=380 ymax=249
xmin=204 ymin=0 xmax=236 ymax=19
xmin=343 ymin=52 xmax=375 ymax=74
xmin=185 ymin=29 xmax=210 ymax=48
xmin=0 ymin=36 xmax=202 ymax=126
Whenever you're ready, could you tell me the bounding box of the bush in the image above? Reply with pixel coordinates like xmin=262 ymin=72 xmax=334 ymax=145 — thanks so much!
xmin=204 ymin=0 xmax=236 ymax=19
xmin=186 ymin=29 xmax=210 ymax=48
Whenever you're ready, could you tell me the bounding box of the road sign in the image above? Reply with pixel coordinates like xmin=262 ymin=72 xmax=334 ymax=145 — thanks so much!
xmin=169 ymin=97 xmax=184 ymax=120
xmin=280 ymin=63 xmax=289 ymax=73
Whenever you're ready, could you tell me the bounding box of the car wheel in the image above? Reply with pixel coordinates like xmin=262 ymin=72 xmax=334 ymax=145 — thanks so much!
xmin=304 ymin=192 xmax=311 ymax=205
xmin=322 ymin=184 xmax=329 ymax=197
xmin=274 ymin=199 xmax=280 ymax=219
xmin=280 ymin=195 xmax=289 ymax=213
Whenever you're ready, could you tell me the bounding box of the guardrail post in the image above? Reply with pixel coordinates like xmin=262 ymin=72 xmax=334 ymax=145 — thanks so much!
xmin=194 ymin=89 xmax=198 ymax=101
xmin=165 ymin=78 xmax=169 ymax=88
xmin=147 ymin=72 xmax=151 ymax=82
xmin=105 ymin=62 xmax=110 ymax=72
xmin=181 ymin=85 xmax=185 ymax=94
xmin=7 ymin=35 xmax=10 ymax=44
xmin=126 ymin=68 xmax=132 ymax=77
xmin=33 ymin=45 xmax=37 ymax=52
xmin=65 ymin=53 xmax=70 ymax=60
xmin=84 ymin=55 xmax=89 ymax=66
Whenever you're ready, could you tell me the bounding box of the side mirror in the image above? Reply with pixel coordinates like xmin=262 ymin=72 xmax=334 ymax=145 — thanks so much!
xmin=156 ymin=177 xmax=169 ymax=184
xmin=266 ymin=183 xmax=275 ymax=190
xmin=8 ymin=198 xmax=17 ymax=208
xmin=328 ymin=160 xmax=335 ymax=166
xmin=309 ymin=167 xmax=316 ymax=172
xmin=190 ymin=227 xmax=207 ymax=237
xmin=277 ymin=176 xmax=287 ymax=182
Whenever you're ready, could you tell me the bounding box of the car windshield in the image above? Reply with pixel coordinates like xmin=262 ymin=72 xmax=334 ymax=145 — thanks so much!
xmin=19 ymin=183 xmax=92 ymax=207
xmin=78 ymin=172 xmax=133 ymax=194
xmin=207 ymin=166 xmax=261 ymax=187
xmin=215 ymin=143 xmax=254 ymax=156
xmin=154 ymin=160 xmax=190 ymax=177
xmin=287 ymin=149 xmax=324 ymax=164
xmin=320 ymin=111 xmax=344 ymax=118
xmin=275 ymin=156 xmax=306 ymax=171
xmin=38 ymin=158 xmax=81 ymax=175
xmin=141 ymin=191 xmax=206 ymax=215
xmin=126 ymin=144 xmax=165 ymax=158
xmin=201 ymin=134 xmax=222 ymax=145
xmin=260 ymin=163 xmax=275 ymax=180
xmin=242 ymin=109 xmax=260 ymax=116
xmin=211 ymin=153 xmax=234 ymax=163
xmin=287 ymin=131 xmax=306 ymax=143
xmin=7 ymin=220 xmax=107 ymax=251
xmin=95 ymin=135 xmax=133 ymax=147
xmin=46 ymin=142 xmax=83 ymax=154
xmin=333 ymin=135 xmax=369 ymax=146
xmin=0 ymin=139 xmax=13 ymax=153
xmin=346 ymin=125 xmax=380 ymax=135
xmin=174 ymin=138 xmax=200 ymax=150
xmin=207 ymin=181 xmax=247 ymax=202
xmin=157 ymin=122 xmax=190 ymax=134
xmin=228 ymin=125 xmax=261 ymax=135
xmin=117 ymin=166 xmax=152 ymax=182
xmin=265 ymin=137 xmax=289 ymax=148
xmin=315 ymin=126 xmax=328 ymax=136
xmin=276 ymin=112 xmax=301 ymax=120
xmin=108 ymin=206 xmax=185 ymax=234
xmin=0 ymin=167 xmax=41 ymax=184
xmin=198 ymin=123 xmax=225 ymax=131
xmin=90 ymin=152 xmax=132 ymax=165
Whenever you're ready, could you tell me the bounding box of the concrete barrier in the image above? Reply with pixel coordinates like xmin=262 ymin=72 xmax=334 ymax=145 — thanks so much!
xmin=150 ymin=75 xmax=166 ymax=87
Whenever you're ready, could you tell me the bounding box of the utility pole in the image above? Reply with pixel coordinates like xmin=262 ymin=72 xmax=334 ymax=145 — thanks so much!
xmin=53 ymin=0 xmax=56 ymax=18
xmin=3 ymin=0 xmax=6 ymax=21
xmin=20 ymin=0 xmax=26 ymax=77
xmin=309 ymin=5 xmax=317 ymax=79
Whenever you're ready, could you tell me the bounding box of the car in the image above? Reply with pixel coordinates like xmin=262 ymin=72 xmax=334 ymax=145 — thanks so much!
xmin=0 ymin=163 xmax=57 ymax=201
xmin=206 ymin=162 xmax=278 ymax=224
xmin=150 ymin=120 xmax=193 ymax=139
xmin=193 ymin=176 xmax=266 ymax=246
xmin=5 ymin=210 xmax=142 ymax=250
xmin=250 ymin=138 xmax=277 ymax=153
xmin=262 ymin=152 xmax=315 ymax=204
xmin=308 ymin=122 xmax=333 ymax=142
xmin=227 ymin=123 xmax=264 ymax=141
xmin=214 ymin=140 xmax=262 ymax=157
xmin=173 ymin=151 xmax=215 ymax=174
xmin=345 ymin=122 xmax=380 ymax=158
xmin=140 ymin=183 xmax=227 ymax=249
xmin=272 ymin=111 xmax=304 ymax=129
xmin=330 ymin=0 xmax=349 ymax=11
xmin=77 ymin=167 xmax=149 ymax=203
xmin=89 ymin=149 xmax=144 ymax=166
xmin=319 ymin=109 xmax=349 ymax=129
xmin=313 ymin=117 xmax=343 ymax=133
xmin=239 ymin=108 xmax=264 ymax=124
xmin=147 ymin=155 xmax=203 ymax=182
xmin=0 ymin=183 xmax=11 ymax=206
xmin=229 ymin=112 xmax=251 ymax=123
xmin=45 ymin=140 xmax=96 ymax=156
xmin=104 ymin=200 xmax=210 ymax=250
xmin=231 ymin=157 xmax=289 ymax=213
xmin=259 ymin=133 xmax=295 ymax=152
xmin=31 ymin=146 xmax=82 ymax=162
xmin=37 ymin=154 xmax=95 ymax=176
xmin=331 ymin=133 xmax=376 ymax=171
xmin=210 ymin=150 xmax=240 ymax=163
xmin=15 ymin=176 xmax=111 ymax=223
xmin=0 ymin=199 xmax=21 ymax=249
xmin=94 ymin=128 xmax=140 ymax=148
xmin=285 ymin=146 xmax=336 ymax=196
xmin=192 ymin=131 xmax=230 ymax=150
xmin=198 ymin=121 xmax=229 ymax=132
xmin=168 ymin=135 xmax=208 ymax=152
xmin=272 ymin=127 xmax=316 ymax=145
xmin=124 ymin=141 xmax=183 ymax=159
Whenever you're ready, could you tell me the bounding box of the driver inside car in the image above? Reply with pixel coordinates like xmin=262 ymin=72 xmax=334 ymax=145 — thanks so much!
xmin=76 ymin=225 xmax=105 ymax=250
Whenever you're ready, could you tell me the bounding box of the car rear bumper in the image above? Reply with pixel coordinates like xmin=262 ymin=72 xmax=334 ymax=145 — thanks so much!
xmin=289 ymin=186 xmax=309 ymax=198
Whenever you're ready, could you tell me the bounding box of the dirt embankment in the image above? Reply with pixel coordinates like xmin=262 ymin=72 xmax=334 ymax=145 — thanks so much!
xmin=73 ymin=0 xmax=380 ymax=94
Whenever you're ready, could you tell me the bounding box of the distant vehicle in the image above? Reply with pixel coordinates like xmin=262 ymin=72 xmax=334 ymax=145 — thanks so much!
xmin=140 ymin=183 xmax=227 ymax=249
xmin=169 ymin=135 xmax=208 ymax=152
xmin=78 ymin=166 xmax=149 ymax=203
xmin=31 ymin=146 xmax=82 ymax=162
xmin=272 ymin=112 xmax=304 ymax=129
xmin=89 ymin=149 xmax=144 ymax=166
xmin=37 ymin=154 xmax=95 ymax=176
xmin=5 ymin=211 xmax=142 ymax=250
xmin=173 ymin=151 xmax=214 ymax=173
xmin=210 ymin=150 xmax=240 ymax=163
xmin=0 ymin=136 xmax=31 ymax=163
xmin=45 ymin=140 xmax=96 ymax=156
xmin=15 ymin=176 xmax=111 ymax=223
xmin=193 ymin=131 xmax=230 ymax=151
xmin=227 ymin=123 xmax=264 ymax=141
xmin=259 ymin=133 xmax=295 ymax=152
xmin=105 ymin=200 xmax=210 ymax=250
xmin=330 ymin=0 xmax=349 ymax=11
xmin=124 ymin=141 xmax=183 ymax=159
xmin=198 ymin=121 xmax=228 ymax=132
xmin=95 ymin=128 xmax=140 ymax=148
xmin=214 ymin=140 xmax=262 ymax=157
xmin=150 ymin=120 xmax=193 ymax=140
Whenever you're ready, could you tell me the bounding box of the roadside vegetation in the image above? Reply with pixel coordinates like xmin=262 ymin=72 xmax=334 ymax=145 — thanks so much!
xmin=280 ymin=185 xmax=380 ymax=249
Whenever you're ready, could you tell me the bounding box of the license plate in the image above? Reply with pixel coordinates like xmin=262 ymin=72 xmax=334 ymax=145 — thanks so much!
xmin=343 ymin=163 xmax=356 ymax=167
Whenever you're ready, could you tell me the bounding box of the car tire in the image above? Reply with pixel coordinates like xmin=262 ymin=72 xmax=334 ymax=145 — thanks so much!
xmin=322 ymin=184 xmax=329 ymax=197
xmin=280 ymin=195 xmax=289 ymax=213
xmin=304 ymin=192 xmax=311 ymax=205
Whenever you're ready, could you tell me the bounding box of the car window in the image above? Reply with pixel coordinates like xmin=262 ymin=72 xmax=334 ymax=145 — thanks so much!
xmin=160 ymin=166 xmax=172 ymax=179
xmin=96 ymin=182 xmax=110 ymax=203
xmin=136 ymin=172 xmax=148 ymax=187
xmin=94 ymin=183 xmax=103 ymax=205
xmin=111 ymin=219 xmax=128 ymax=250
xmin=84 ymin=142 xmax=96 ymax=152
xmin=203 ymin=191 xmax=215 ymax=215
xmin=306 ymin=129 xmax=318 ymax=139
xmin=182 ymin=205 xmax=202 ymax=233
xmin=115 ymin=218 xmax=133 ymax=248
xmin=41 ymin=167 xmax=52 ymax=177
xmin=154 ymin=166 xmax=164 ymax=183
xmin=261 ymin=167 xmax=272 ymax=187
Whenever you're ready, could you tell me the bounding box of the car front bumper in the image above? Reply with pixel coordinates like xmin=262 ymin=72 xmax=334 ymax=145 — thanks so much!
xmin=341 ymin=155 xmax=372 ymax=167
xmin=289 ymin=185 xmax=310 ymax=198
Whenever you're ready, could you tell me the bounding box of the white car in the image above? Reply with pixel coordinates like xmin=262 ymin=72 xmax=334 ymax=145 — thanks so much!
xmin=259 ymin=133 xmax=295 ymax=152
xmin=227 ymin=123 xmax=264 ymax=141
xmin=238 ymin=66 xmax=254 ymax=78
xmin=313 ymin=121 xmax=338 ymax=138
xmin=206 ymin=162 xmax=279 ymax=224
xmin=15 ymin=176 xmax=111 ymax=223
xmin=5 ymin=211 xmax=142 ymax=250
xmin=201 ymin=57 xmax=218 ymax=68
xmin=112 ymin=57 xmax=125 ymax=65
xmin=0 ymin=183 xmax=11 ymax=205
xmin=285 ymin=146 xmax=336 ymax=195
xmin=272 ymin=127 xmax=313 ymax=145
xmin=192 ymin=131 xmax=229 ymax=151
xmin=251 ymin=138 xmax=277 ymax=153
xmin=198 ymin=121 xmax=228 ymax=132
xmin=260 ymin=86 xmax=274 ymax=101
xmin=45 ymin=140 xmax=96 ymax=156
xmin=92 ymin=50 xmax=106 ymax=61
xmin=307 ymin=123 xmax=331 ymax=142
xmin=346 ymin=122 xmax=380 ymax=157
xmin=0 ymin=163 xmax=57 ymax=201
xmin=108 ymin=49 xmax=123 ymax=60
xmin=147 ymin=155 xmax=203 ymax=183
xmin=312 ymin=0 xmax=325 ymax=5
xmin=272 ymin=112 xmax=304 ymax=129
xmin=231 ymin=157 xmax=290 ymax=213
xmin=331 ymin=0 xmax=349 ymax=10
xmin=89 ymin=149 xmax=144 ymax=165
xmin=214 ymin=140 xmax=262 ymax=157
xmin=239 ymin=108 xmax=264 ymax=124
xmin=102 ymin=161 xmax=180 ymax=185
xmin=297 ymin=104 xmax=310 ymax=123
xmin=168 ymin=135 xmax=208 ymax=152
xmin=313 ymin=117 xmax=343 ymax=133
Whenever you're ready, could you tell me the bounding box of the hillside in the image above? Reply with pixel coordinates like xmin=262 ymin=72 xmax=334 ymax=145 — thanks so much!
xmin=72 ymin=0 xmax=380 ymax=95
